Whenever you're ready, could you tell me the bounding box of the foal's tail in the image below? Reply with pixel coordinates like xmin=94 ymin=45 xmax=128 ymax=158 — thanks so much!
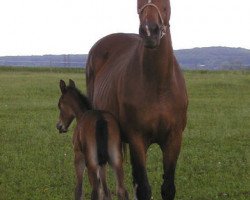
xmin=95 ymin=115 xmax=109 ymax=166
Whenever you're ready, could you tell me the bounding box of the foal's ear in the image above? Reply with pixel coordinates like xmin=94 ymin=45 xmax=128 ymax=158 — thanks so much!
xmin=60 ymin=80 xmax=66 ymax=93
xmin=69 ymin=79 xmax=76 ymax=88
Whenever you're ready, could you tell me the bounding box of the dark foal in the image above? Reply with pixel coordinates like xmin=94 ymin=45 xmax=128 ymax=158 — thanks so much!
xmin=56 ymin=79 xmax=129 ymax=200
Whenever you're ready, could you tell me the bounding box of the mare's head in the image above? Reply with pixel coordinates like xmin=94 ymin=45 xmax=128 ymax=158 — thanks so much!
xmin=138 ymin=0 xmax=171 ymax=48
xmin=56 ymin=79 xmax=91 ymax=133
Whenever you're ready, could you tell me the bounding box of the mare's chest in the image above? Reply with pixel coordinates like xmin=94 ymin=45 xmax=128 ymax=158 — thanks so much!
xmin=119 ymin=86 xmax=179 ymax=135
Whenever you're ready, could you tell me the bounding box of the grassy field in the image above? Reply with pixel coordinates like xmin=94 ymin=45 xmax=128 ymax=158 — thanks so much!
xmin=0 ymin=67 xmax=249 ymax=200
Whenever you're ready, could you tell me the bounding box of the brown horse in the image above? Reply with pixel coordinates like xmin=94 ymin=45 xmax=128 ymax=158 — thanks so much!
xmin=56 ymin=79 xmax=129 ymax=200
xmin=86 ymin=0 xmax=188 ymax=199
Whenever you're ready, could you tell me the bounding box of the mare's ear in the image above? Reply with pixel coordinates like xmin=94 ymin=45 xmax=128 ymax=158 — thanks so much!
xmin=69 ymin=79 xmax=76 ymax=88
xmin=60 ymin=80 xmax=66 ymax=93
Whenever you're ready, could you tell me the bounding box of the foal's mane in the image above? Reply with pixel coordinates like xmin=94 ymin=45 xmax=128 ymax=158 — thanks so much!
xmin=66 ymin=85 xmax=92 ymax=110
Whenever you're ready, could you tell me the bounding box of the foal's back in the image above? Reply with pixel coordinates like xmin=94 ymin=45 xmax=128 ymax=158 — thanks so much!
xmin=73 ymin=110 xmax=122 ymax=166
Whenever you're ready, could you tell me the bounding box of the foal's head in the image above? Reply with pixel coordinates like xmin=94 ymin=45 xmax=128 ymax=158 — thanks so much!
xmin=138 ymin=0 xmax=171 ymax=48
xmin=56 ymin=79 xmax=91 ymax=133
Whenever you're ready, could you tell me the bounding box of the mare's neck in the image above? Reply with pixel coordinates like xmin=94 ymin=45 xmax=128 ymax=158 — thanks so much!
xmin=142 ymin=31 xmax=174 ymax=86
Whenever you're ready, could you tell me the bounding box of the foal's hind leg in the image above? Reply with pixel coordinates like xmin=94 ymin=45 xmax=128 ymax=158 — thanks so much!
xmin=160 ymin=132 xmax=182 ymax=200
xmin=74 ymin=151 xmax=86 ymax=200
xmin=109 ymin=149 xmax=129 ymax=200
xmin=88 ymin=165 xmax=102 ymax=200
xmin=99 ymin=166 xmax=112 ymax=200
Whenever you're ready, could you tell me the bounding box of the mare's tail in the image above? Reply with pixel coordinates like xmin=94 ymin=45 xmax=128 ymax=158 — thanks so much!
xmin=95 ymin=114 xmax=109 ymax=166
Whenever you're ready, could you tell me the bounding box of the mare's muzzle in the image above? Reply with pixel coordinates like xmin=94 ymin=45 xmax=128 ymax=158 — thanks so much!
xmin=139 ymin=22 xmax=161 ymax=49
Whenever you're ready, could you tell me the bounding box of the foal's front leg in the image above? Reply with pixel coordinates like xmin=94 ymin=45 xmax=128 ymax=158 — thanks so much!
xmin=74 ymin=151 xmax=86 ymax=200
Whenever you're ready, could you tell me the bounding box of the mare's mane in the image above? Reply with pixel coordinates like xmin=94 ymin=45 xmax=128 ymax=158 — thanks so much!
xmin=65 ymin=85 xmax=92 ymax=111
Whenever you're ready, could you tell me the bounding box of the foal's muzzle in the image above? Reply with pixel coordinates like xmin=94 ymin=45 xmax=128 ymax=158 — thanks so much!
xmin=56 ymin=122 xmax=68 ymax=133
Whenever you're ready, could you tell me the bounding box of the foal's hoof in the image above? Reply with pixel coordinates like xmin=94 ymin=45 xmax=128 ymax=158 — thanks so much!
xmin=103 ymin=189 xmax=112 ymax=200
xmin=117 ymin=189 xmax=129 ymax=200
xmin=103 ymin=195 xmax=112 ymax=200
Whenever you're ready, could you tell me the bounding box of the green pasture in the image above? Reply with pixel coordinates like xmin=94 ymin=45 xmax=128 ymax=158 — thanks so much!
xmin=0 ymin=67 xmax=249 ymax=200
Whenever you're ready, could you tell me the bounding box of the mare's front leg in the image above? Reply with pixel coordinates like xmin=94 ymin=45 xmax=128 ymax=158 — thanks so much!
xmin=160 ymin=132 xmax=182 ymax=200
xmin=74 ymin=151 xmax=86 ymax=200
xmin=129 ymin=135 xmax=151 ymax=200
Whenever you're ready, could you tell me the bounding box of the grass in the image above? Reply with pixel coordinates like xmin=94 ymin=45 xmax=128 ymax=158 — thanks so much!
xmin=0 ymin=68 xmax=249 ymax=200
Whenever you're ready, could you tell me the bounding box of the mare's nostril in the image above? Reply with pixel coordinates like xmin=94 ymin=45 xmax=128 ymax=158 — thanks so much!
xmin=139 ymin=25 xmax=146 ymax=36
xmin=152 ymin=25 xmax=160 ymax=35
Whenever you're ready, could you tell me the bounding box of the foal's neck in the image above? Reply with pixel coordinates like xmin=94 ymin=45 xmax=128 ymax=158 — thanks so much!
xmin=72 ymin=97 xmax=89 ymax=122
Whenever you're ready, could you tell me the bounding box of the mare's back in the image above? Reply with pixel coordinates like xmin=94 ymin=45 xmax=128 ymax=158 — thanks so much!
xmin=89 ymin=33 xmax=140 ymax=62
xmin=86 ymin=33 xmax=142 ymax=112
xmin=87 ymin=33 xmax=141 ymax=79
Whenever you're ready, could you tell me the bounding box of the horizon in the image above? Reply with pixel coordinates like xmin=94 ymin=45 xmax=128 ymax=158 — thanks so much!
xmin=1 ymin=46 xmax=250 ymax=57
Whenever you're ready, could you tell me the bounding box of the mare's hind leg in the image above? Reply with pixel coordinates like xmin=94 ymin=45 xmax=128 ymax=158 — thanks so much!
xmin=160 ymin=132 xmax=182 ymax=200
xmin=129 ymin=136 xmax=151 ymax=200
xmin=74 ymin=151 xmax=86 ymax=200
xmin=99 ymin=166 xmax=112 ymax=200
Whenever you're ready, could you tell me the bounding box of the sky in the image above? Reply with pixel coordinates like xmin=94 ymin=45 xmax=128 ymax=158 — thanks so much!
xmin=0 ymin=0 xmax=250 ymax=56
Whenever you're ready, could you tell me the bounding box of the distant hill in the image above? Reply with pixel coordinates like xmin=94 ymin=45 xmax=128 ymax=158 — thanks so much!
xmin=175 ymin=47 xmax=250 ymax=70
xmin=0 ymin=54 xmax=88 ymax=68
xmin=0 ymin=47 xmax=250 ymax=70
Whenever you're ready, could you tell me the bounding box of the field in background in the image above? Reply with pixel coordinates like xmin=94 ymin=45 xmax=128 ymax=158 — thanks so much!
xmin=0 ymin=68 xmax=249 ymax=199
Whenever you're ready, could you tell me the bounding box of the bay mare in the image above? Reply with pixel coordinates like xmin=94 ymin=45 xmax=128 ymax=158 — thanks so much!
xmin=56 ymin=79 xmax=129 ymax=200
xmin=86 ymin=0 xmax=188 ymax=199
